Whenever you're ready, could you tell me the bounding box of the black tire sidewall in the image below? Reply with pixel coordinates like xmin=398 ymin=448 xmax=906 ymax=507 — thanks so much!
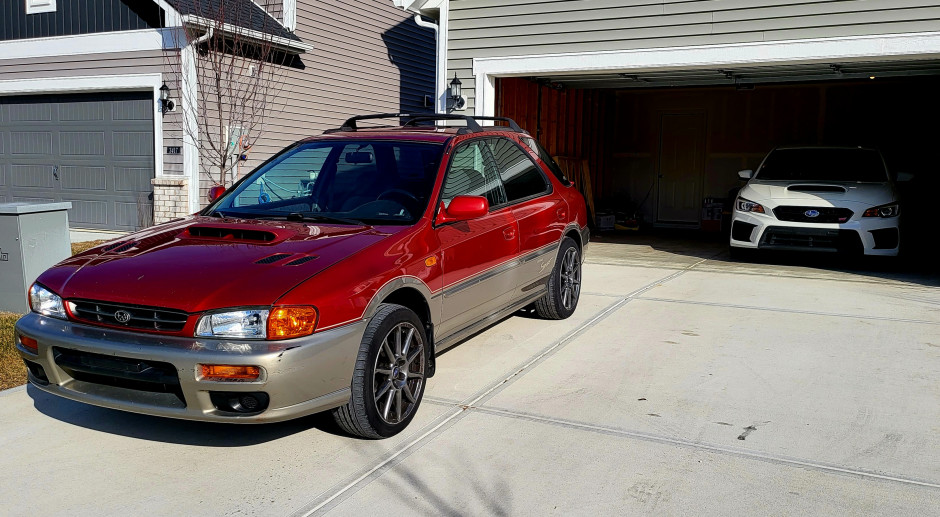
xmin=358 ymin=305 xmax=427 ymax=438
xmin=552 ymin=238 xmax=580 ymax=319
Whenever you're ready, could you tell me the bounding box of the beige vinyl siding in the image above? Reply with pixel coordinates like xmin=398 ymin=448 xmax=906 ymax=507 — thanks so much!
xmin=448 ymin=0 xmax=940 ymax=111
xmin=0 ymin=49 xmax=182 ymax=176
xmin=199 ymin=0 xmax=434 ymax=201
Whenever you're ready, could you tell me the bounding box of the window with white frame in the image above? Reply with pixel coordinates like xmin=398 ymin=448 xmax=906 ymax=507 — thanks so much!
xmin=25 ymin=0 xmax=56 ymax=14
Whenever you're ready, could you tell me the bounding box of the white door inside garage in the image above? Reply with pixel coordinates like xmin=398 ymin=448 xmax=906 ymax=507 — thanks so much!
xmin=0 ymin=92 xmax=155 ymax=231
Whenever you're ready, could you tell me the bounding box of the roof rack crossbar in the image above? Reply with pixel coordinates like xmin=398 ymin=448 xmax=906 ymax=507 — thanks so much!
xmin=334 ymin=113 xmax=525 ymax=134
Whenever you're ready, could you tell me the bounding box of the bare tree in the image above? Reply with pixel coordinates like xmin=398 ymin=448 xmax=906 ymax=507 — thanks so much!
xmin=165 ymin=1 xmax=293 ymax=195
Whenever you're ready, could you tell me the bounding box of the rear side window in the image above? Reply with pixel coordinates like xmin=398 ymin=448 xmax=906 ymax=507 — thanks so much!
xmin=441 ymin=140 xmax=507 ymax=208
xmin=520 ymin=136 xmax=570 ymax=185
xmin=488 ymin=137 xmax=550 ymax=203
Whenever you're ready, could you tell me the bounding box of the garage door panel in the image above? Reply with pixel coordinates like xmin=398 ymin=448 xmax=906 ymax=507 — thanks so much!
xmin=115 ymin=201 xmax=144 ymax=228
xmin=60 ymin=166 xmax=107 ymax=191
xmin=8 ymin=103 xmax=52 ymax=122
xmin=112 ymin=100 xmax=153 ymax=121
xmin=11 ymin=132 xmax=53 ymax=155
xmin=12 ymin=165 xmax=55 ymax=188
xmin=60 ymin=131 xmax=106 ymax=156
xmin=13 ymin=196 xmax=55 ymax=204
xmin=113 ymin=131 xmax=153 ymax=157
xmin=68 ymin=199 xmax=109 ymax=226
xmin=114 ymin=167 xmax=152 ymax=192
xmin=60 ymin=103 xmax=106 ymax=122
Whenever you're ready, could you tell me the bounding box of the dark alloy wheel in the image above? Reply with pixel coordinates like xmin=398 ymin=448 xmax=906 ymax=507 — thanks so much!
xmin=534 ymin=237 xmax=581 ymax=320
xmin=332 ymin=303 xmax=427 ymax=439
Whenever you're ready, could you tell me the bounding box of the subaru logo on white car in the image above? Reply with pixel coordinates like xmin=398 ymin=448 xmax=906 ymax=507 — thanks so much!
xmin=804 ymin=209 xmax=820 ymax=218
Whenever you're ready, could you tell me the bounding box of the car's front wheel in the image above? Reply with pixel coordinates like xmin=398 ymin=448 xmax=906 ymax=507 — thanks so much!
xmin=534 ymin=237 xmax=581 ymax=320
xmin=332 ymin=303 xmax=427 ymax=439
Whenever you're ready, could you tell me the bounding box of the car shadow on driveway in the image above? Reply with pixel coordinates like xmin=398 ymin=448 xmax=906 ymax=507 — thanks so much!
xmin=26 ymin=384 xmax=352 ymax=446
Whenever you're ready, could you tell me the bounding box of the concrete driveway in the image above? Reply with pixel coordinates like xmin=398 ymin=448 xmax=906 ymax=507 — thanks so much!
xmin=2 ymin=236 xmax=938 ymax=516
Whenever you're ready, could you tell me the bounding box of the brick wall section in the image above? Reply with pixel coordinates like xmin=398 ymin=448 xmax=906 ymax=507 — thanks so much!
xmin=151 ymin=177 xmax=190 ymax=224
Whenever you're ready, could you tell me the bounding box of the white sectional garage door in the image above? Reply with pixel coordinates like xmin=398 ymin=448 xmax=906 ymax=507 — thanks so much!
xmin=0 ymin=92 xmax=155 ymax=231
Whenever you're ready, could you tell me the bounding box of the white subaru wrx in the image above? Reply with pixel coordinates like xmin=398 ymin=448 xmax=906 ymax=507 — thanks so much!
xmin=730 ymin=147 xmax=908 ymax=257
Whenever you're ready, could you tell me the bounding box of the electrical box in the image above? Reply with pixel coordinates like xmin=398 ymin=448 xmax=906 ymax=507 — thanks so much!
xmin=0 ymin=202 xmax=72 ymax=314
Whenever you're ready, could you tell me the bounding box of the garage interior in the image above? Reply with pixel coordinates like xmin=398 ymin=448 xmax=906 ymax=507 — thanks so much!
xmin=496 ymin=61 xmax=940 ymax=260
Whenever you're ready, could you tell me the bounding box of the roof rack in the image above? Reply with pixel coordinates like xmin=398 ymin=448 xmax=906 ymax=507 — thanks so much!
xmin=328 ymin=113 xmax=524 ymax=134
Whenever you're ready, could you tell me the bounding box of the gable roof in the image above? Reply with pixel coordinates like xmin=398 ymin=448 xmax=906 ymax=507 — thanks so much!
xmin=165 ymin=0 xmax=301 ymax=42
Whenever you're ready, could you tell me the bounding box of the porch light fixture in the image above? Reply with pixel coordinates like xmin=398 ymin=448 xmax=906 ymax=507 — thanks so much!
xmin=449 ymin=73 xmax=465 ymax=111
xmin=159 ymin=83 xmax=175 ymax=115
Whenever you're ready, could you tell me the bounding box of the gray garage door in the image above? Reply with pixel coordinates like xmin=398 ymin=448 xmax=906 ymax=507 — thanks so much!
xmin=0 ymin=92 xmax=155 ymax=231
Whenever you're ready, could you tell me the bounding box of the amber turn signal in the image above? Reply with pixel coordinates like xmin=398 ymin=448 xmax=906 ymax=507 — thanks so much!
xmin=200 ymin=364 xmax=262 ymax=381
xmin=267 ymin=306 xmax=318 ymax=340
xmin=18 ymin=334 xmax=38 ymax=354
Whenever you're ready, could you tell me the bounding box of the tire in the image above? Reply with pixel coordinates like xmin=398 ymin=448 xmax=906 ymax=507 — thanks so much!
xmin=534 ymin=237 xmax=581 ymax=320
xmin=332 ymin=303 xmax=428 ymax=439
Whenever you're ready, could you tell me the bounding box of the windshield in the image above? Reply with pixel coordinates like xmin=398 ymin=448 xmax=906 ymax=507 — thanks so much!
xmin=756 ymin=148 xmax=888 ymax=182
xmin=210 ymin=140 xmax=445 ymax=225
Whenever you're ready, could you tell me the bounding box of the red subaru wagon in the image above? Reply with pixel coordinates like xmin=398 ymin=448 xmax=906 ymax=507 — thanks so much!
xmin=16 ymin=114 xmax=589 ymax=438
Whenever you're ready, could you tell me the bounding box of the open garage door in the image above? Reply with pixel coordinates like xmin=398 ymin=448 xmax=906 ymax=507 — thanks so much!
xmin=0 ymin=92 xmax=155 ymax=231
xmin=497 ymin=60 xmax=940 ymax=255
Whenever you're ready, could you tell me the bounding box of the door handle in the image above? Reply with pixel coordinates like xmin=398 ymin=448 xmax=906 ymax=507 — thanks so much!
xmin=503 ymin=227 xmax=516 ymax=240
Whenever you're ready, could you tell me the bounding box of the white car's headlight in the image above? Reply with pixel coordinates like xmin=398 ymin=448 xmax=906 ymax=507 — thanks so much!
xmin=29 ymin=283 xmax=68 ymax=319
xmin=735 ymin=197 xmax=766 ymax=214
xmin=196 ymin=309 xmax=270 ymax=339
xmin=863 ymin=203 xmax=899 ymax=218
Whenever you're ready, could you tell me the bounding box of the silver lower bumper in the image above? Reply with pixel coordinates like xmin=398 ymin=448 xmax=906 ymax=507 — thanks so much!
xmin=15 ymin=313 xmax=367 ymax=423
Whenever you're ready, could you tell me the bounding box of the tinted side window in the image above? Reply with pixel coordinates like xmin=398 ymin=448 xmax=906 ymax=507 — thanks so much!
xmin=441 ymin=140 xmax=507 ymax=208
xmin=489 ymin=137 xmax=550 ymax=203
xmin=520 ymin=136 xmax=570 ymax=185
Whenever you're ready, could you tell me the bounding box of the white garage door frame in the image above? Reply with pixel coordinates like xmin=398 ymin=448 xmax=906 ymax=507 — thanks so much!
xmin=472 ymin=31 xmax=940 ymax=117
xmin=0 ymin=73 xmax=165 ymax=185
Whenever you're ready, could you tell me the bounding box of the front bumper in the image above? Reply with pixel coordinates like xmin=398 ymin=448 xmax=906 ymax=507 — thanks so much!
xmin=729 ymin=211 xmax=900 ymax=256
xmin=14 ymin=313 xmax=367 ymax=423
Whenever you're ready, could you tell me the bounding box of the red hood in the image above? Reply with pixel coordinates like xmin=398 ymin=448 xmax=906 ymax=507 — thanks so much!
xmin=37 ymin=216 xmax=404 ymax=313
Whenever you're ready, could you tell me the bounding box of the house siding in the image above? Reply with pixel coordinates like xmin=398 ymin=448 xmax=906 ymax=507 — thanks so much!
xmin=448 ymin=0 xmax=940 ymax=111
xmin=0 ymin=0 xmax=164 ymax=41
xmin=198 ymin=0 xmax=435 ymax=201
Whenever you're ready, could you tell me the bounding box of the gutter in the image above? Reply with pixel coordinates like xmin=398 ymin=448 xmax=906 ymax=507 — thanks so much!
xmin=181 ymin=14 xmax=314 ymax=54
xmin=412 ymin=14 xmax=442 ymax=114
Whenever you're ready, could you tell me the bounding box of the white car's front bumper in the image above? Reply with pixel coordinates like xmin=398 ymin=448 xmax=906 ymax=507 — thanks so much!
xmin=730 ymin=210 xmax=900 ymax=256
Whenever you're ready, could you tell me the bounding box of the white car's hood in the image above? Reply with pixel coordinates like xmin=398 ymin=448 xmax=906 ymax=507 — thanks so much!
xmin=742 ymin=180 xmax=896 ymax=207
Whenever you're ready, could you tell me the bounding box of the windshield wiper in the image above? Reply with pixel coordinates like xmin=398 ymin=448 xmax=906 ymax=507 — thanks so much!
xmin=287 ymin=212 xmax=366 ymax=226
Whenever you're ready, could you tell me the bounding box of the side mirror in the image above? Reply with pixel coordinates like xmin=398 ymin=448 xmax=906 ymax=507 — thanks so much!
xmin=738 ymin=169 xmax=754 ymax=180
xmin=207 ymin=185 xmax=227 ymax=202
xmin=436 ymin=195 xmax=489 ymax=224
xmin=896 ymin=172 xmax=914 ymax=182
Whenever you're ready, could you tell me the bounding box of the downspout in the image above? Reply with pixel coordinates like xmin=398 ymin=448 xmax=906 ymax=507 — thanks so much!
xmin=181 ymin=26 xmax=213 ymax=211
xmin=412 ymin=14 xmax=442 ymax=114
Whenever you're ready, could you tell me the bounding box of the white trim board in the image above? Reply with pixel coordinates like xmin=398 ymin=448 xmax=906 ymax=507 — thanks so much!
xmin=0 ymin=28 xmax=184 ymax=61
xmin=473 ymin=31 xmax=940 ymax=116
xmin=0 ymin=73 xmax=167 ymax=187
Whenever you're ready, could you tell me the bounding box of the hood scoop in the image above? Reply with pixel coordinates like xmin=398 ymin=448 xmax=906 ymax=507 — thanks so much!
xmin=786 ymin=185 xmax=847 ymax=193
xmin=101 ymin=240 xmax=139 ymax=253
xmin=255 ymin=253 xmax=292 ymax=264
xmin=186 ymin=226 xmax=278 ymax=242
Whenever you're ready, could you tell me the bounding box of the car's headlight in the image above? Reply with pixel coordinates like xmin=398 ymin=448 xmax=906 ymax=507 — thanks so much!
xmin=196 ymin=306 xmax=318 ymax=340
xmin=29 ymin=283 xmax=68 ymax=319
xmin=863 ymin=203 xmax=899 ymax=218
xmin=736 ymin=197 xmax=766 ymax=214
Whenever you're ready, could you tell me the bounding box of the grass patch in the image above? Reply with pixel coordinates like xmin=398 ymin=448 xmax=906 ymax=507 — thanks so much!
xmin=2 ymin=239 xmax=110 ymax=391
xmin=0 ymin=312 xmax=24 ymax=391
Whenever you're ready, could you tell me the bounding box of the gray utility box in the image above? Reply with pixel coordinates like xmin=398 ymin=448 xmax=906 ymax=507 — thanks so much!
xmin=0 ymin=202 xmax=72 ymax=314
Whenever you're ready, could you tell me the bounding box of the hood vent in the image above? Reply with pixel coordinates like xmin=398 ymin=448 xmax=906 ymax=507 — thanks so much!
xmin=786 ymin=185 xmax=847 ymax=193
xmin=255 ymin=253 xmax=292 ymax=264
xmin=187 ymin=226 xmax=277 ymax=242
xmin=285 ymin=255 xmax=318 ymax=266
xmin=101 ymin=240 xmax=139 ymax=253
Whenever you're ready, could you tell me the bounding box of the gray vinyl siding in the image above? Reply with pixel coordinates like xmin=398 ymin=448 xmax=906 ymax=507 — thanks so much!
xmin=448 ymin=0 xmax=940 ymax=111
xmin=200 ymin=0 xmax=435 ymax=201
xmin=0 ymin=0 xmax=164 ymax=41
